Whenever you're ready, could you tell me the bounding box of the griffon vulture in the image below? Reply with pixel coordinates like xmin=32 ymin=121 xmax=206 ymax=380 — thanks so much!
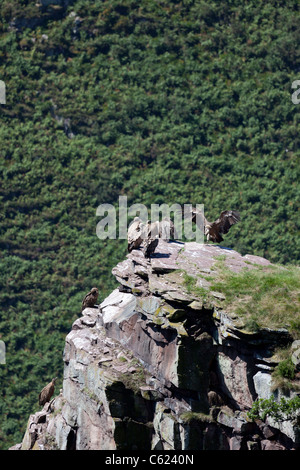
xmin=186 ymin=207 xmax=240 ymax=243
xmin=39 ymin=378 xmax=57 ymax=406
xmin=127 ymin=217 xmax=146 ymax=252
xmin=81 ymin=287 xmax=99 ymax=312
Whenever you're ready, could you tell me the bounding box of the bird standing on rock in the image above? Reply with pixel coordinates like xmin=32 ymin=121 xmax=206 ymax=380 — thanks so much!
xmin=81 ymin=287 xmax=99 ymax=312
xmin=39 ymin=378 xmax=57 ymax=406
xmin=127 ymin=217 xmax=177 ymax=258
xmin=142 ymin=221 xmax=159 ymax=258
xmin=184 ymin=207 xmax=240 ymax=243
xmin=127 ymin=217 xmax=145 ymax=252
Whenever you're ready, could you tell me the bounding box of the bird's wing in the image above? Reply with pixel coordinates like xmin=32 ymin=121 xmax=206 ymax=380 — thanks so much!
xmin=211 ymin=210 xmax=240 ymax=235
xmin=128 ymin=219 xmax=146 ymax=251
xmin=82 ymin=290 xmax=94 ymax=309
xmin=82 ymin=290 xmax=92 ymax=304
xmin=146 ymin=221 xmax=159 ymax=239
xmin=39 ymin=386 xmax=47 ymax=404
xmin=181 ymin=206 xmax=208 ymax=231
xmin=143 ymin=235 xmax=159 ymax=257
xmin=127 ymin=218 xmax=142 ymax=242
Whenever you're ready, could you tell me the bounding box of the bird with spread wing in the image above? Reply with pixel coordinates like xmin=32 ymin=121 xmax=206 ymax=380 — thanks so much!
xmin=126 ymin=208 xmax=240 ymax=255
xmin=186 ymin=207 xmax=240 ymax=243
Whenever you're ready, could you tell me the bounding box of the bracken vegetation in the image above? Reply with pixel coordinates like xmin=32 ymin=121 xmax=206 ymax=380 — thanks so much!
xmin=0 ymin=0 xmax=299 ymax=449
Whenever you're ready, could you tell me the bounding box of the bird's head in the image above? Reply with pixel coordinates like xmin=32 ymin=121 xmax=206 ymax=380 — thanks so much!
xmin=52 ymin=377 xmax=57 ymax=384
xmin=91 ymin=287 xmax=99 ymax=295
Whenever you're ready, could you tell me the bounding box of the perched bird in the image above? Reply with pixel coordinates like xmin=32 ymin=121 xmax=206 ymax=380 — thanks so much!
xmin=186 ymin=207 xmax=240 ymax=243
xmin=39 ymin=377 xmax=57 ymax=406
xmin=142 ymin=221 xmax=159 ymax=258
xmin=127 ymin=217 xmax=145 ymax=252
xmin=81 ymin=287 xmax=99 ymax=312
xmin=127 ymin=217 xmax=176 ymax=258
xmin=159 ymin=217 xmax=177 ymax=241
xmin=205 ymin=210 xmax=240 ymax=243
xmin=143 ymin=235 xmax=159 ymax=258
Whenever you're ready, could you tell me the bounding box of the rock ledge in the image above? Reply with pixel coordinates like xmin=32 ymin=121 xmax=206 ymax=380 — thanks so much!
xmin=14 ymin=241 xmax=300 ymax=450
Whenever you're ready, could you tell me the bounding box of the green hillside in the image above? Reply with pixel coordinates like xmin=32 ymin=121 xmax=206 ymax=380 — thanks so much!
xmin=0 ymin=0 xmax=299 ymax=449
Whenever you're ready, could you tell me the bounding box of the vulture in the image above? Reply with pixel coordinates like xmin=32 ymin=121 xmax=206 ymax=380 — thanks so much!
xmin=143 ymin=235 xmax=159 ymax=258
xmin=159 ymin=217 xmax=177 ymax=241
xmin=142 ymin=221 xmax=159 ymax=258
xmin=186 ymin=207 xmax=240 ymax=243
xmin=81 ymin=287 xmax=99 ymax=312
xmin=127 ymin=217 xmax=177 ymax=253
xmin=127 ymin=217 xmax=145 ymax=252
xmin=127 ymin=217 xmax=177 ymax=258
xmin=39 ymin=378 xmax=57 ymax=406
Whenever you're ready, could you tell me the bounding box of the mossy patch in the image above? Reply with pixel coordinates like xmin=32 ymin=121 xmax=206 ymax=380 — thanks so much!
xmin=180 ymin=411 xmax=213 ymax=424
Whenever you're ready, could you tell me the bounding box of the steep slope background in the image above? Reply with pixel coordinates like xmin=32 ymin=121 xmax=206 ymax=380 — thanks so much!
xmin=0 ymin=0 xmax=299 ymax=449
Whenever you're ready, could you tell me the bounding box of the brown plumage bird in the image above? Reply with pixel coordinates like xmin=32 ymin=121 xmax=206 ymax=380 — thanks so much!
xmin=39 ymin=377 xmax=57 ymax=406
xmin=205 ymin=210 xmax=240 ymax=243
xmin=143 ymin=235 xmax=159 ymax=258
xmin=186 ymin=207 xmax=240 ymax=243
xmin=142 ymin=221 xmax=159 ymax=258
xmin=127 ymin=217 xmax=177 ymax=255
xmin=127 ymin=217 xmax=146 ymax=252
xmin=81 ymin=287 xmax=99 ymax=312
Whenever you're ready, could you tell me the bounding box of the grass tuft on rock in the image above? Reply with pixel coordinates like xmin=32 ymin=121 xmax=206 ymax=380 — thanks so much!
xmin=210 ymin=262 xmax=300 ymax=335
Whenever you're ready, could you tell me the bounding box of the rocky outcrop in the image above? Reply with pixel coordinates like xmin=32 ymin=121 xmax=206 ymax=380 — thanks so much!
xmin=14 ymin=241 xmax=300 ymax=450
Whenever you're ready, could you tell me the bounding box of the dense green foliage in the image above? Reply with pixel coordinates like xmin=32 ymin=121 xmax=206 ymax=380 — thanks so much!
xmin=0 ymin=0 xmax=299 ymax=449
xmin=247 ymin=395 xmax=300 ymax=423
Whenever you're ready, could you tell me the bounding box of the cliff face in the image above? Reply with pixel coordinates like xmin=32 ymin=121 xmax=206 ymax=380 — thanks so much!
xmin=14 ymin=241 xmax=300 ymax=450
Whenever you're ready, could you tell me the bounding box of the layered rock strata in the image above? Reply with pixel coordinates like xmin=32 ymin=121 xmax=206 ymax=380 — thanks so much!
xmin=15 ymin=241 xmax=300 ymax=450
